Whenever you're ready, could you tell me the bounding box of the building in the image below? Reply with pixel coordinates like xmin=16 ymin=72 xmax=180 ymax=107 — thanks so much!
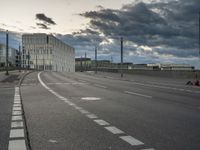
xmin=22 ymin=34 xmax=75 ymax=72
xmin=0 ymin=43 xmax=17 ymax=67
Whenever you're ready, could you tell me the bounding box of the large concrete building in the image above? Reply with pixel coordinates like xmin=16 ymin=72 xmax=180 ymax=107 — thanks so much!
xmin=0 ymin=43 xmax=17 ymax=67
xmin=22 ymin=34 xmax=75 ymax=72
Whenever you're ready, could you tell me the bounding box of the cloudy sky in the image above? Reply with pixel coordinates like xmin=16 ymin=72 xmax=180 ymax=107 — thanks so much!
xmin=0 ymin=0 xmax=200 ymax=68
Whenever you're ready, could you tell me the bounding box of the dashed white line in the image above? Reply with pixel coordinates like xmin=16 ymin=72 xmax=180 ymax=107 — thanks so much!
xmin=141 ymin=148 xmax=155 ymax=150
xmin=12 ymin=111 xmax=22 ymax=115
xmin=120 ymin=135 xmax=144 ymax=146
xmin=86 ymin=114 xmax=98 ymax=119
xmin=105 ymin=126 xmax=125 ymax=134
xmin=124 ymin=91 xmax=152 ymax=99
xmin=11 ymin=121 xmax=24 ymax=128
xmin=94 ymin=84 xmax=107 ymax=89
xmin=10 ymin=129 xmax=24 ymax=138
xmin=78 ymin=109 xmax=90 ymax=114
xmin=8 ymin=140 xmax=27 ymax=150
xmin=12 ymin=116 xmax=23 ymax=121
xmin=94 ymin=119 xmax=110 ymax=126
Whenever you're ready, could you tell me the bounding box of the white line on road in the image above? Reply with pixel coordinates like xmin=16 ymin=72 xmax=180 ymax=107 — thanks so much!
xmin=11 ymin=121 xmax=24 ymax=128
xmin=94 ymin=119 xmax=110 ymax=126
xmin=86 ymin=114 xmax=98 ymax=119
xmin=9 ymin=140 xmax=27 ymax=150
xmin=120 ymin=135 xmax=144 ymax=146
xmin=10 ymin=129 xmax=24 ymax=138
xmin=12 ymin=116 xmax=23 ymax=121
xmin=94 ymin=84 xmax=107 ymax=89
xmin=12 ymin=111 xmax=22 ymax=115
xmin=141 ymin=148 xmax=155 ymax=150
xmin=105 ymin=126 xmax=125 ymax=134
xmin=124 ymin=91 xmax=152 ymax=99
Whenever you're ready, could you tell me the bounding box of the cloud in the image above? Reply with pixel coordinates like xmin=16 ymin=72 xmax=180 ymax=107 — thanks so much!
xmin=78 ymin=0 xmax=200 ymax=57
xmin=36 ymin=23 xmax=50 ymax=30
xmin=36 ymin=13 xmax=56 ymax=25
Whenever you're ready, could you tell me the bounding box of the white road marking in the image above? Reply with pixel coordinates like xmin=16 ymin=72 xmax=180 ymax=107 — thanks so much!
xmin=105 ymin=126 xmax=125 ymax=134
xmin=141 ymin=148 xmax=155 ymax=150
xmin=11 ymin=121 xmax=24 ymax=128
xmin=8 ymin=140 xmax=26 ymax=150
xmin=120 ymin=135 xmax=144 ymax=146
xmin=81 ymin=97 xmax=101 ymax=101
xmin=48 ymin=139 xmax=58 ymax=143
xmin=124 ymin=91 xmax=152 ymax=99
xmin=78 ymin=109 xmax=90 ymax=114
xmin=14 ymin=101 xmax=21 ymax=104
xmin=94 ymin=119 xmax=110 ymax=126
xmin=94 ymin=84 xmax=107 ymax=89
xmin=13 ymin=107 xmax=22 ymax=111
xmin=86 ymin=114 xmax=98 ymax=119
xmin=13 ymin=104 xmax=22 ymax=107
xmin=10 ymin=129 xmax=24 ymax=138
xmin=12 ymin=116 xmax=23 ymax=121
xmin=13 ymin=111 xmax=22 ymax=115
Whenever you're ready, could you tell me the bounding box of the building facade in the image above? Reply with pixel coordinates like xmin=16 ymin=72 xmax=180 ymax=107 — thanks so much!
xmin=0 ymin=43 xmax=17 ymax=67
xmin=22 ymin=34 xmax=75 ymax=72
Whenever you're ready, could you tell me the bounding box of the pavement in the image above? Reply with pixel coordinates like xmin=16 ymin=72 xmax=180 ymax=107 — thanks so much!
xmin=19 ymin=71 xmax=200 ymax=150
xmin=0 ymin=70 xmax=25 ymax=150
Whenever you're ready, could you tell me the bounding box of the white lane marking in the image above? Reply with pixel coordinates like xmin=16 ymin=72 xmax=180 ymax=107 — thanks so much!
xmin=86 ymin=114 xmax=98 ymax=119
xmin=74 ymin=106 xmax=83 ymax=110
xmin=81 ymin=97 xmax=101 ymax=101
xmin=8 ymin=139 xmax=26 ymax=150
xmin=141 ymin=148 xmax=155 ymax=150
xmin=13 ymin=111 xmax=22 ymax=115
xmin=94 ymin=119 xmax=110 ymax=126
xmin=78 ymin=109 xmax=90 ymax=114
xmin=13 ymin=103 xmax=21 ymax=106
xmin=10 ymin=129 xmax=24 ymax=138
xmin=48 ymin=139 xmax=58 ymax=143
xmin=13 ymin=107 xmax=22 ymax=111
xmin=94 ymin=84 xmax=107 ymax=89
xmin=12 ymin=116 xmax=23 ymax=121
xmin=124 ymin=91 xmax=152 ymax=99
xmin=11 ymin=121 xmax=24 ymax=128
xmin=105 ymin=126 xmax=125 ymax=134
xmin=14 ymin=101 xmax=21 ymax=104
xmin=120 ymin=135 xmax=144 ymax=146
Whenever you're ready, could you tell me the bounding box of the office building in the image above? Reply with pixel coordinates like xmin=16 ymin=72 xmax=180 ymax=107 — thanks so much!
xmin=22 ymin=33 xmax=75 ymax=72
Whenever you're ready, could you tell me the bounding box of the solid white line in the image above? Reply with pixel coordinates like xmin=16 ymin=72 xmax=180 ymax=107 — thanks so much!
xmin=12 ymin=116 xmax=23 ymax=121
xmin=120 ymin=135 xmax=144 ymax=146
xmin=86 ymin=114 xmax=98 ymax=119
xmin=10 ymin=129 xmax=24 ymax=138
xmin=8 ymin=139 xmax=27 ymax=150
xmin=11 ymin=121 xmax=24 ymax=128
xmin=141 ymin=148 xmax=155 ymax=150
xmin=124 ymin=91 xmax=152 ymax=98
xmin=104 ymin=126 xmax=125 ymax=134
xmin=94 ymin=119 xmax=110 ymax=126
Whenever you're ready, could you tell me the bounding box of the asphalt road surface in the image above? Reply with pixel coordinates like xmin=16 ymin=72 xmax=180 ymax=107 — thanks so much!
xmin=19 ymin=71 xmax=200 ymax=150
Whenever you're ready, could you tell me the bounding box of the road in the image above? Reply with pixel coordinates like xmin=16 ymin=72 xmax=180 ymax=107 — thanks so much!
xmin=18 ymin=71 xmax=200 ymax=150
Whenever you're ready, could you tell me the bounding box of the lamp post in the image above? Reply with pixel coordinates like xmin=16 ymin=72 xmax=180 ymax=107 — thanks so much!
xmin=19 ymin=45 xmax=21 ymax=72
xmin=95 ymin=46 xmax=97 ymax=74
xmin=5 ymin=30 xmax=9 ymax=75
xmin=120 ymin=37 xmax=123 ymax=78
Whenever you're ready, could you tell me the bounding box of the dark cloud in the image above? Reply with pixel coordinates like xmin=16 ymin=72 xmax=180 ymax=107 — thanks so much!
xmin=36 ymin=23 xmax=50 ymax=30
xmin=78 ymin=0 xmax=200 ymax=58
xmin=36 ymin=13 xmax=56 ymax=25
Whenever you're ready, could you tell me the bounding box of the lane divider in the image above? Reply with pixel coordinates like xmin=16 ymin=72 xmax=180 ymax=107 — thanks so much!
xmin=124 ymin=91 xmax=152 ymax=99
xmin=38 ymin=72 xmax=155 ymax=150
xmin=8 ymin=87 xmax=27 ymax=150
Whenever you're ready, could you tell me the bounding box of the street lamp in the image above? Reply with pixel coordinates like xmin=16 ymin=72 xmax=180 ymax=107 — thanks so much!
xmin=5 ymin=30 xmax=9 ymax=75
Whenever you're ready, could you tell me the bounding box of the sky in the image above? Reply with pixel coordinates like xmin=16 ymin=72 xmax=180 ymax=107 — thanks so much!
xmin=0 ymin=0 xmax=200 ymax=68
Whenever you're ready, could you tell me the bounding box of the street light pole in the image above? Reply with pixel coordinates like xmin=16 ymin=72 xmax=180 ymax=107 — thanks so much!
xmin=95 ymin=46 xmax=97 ymax=74
xmin=19 ymin=45 xmax=21 ymax=72
xmin=121 ymin=37 xmax=123 ymax=78
xmin=5 ymin=30 xmax=9 ymax=75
